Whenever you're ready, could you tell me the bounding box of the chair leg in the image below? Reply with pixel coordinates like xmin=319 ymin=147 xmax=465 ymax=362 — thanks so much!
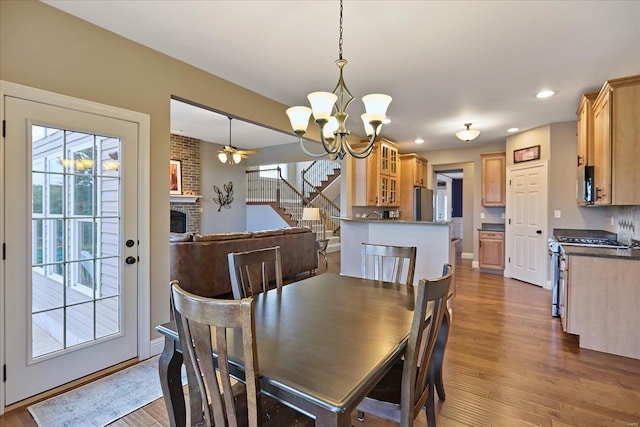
xmin=434 ymin=308 xmax=451 ymax=400
xmin=425 ymin=380 xmax=436 ymax=427
xmin=357 ymin=410 xmax=365 ymax=421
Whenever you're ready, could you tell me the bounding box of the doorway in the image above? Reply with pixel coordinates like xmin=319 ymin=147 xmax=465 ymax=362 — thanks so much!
xmin=1 ymin=82 xmax=151 ymax=408
xmin=435 ymin=170 xmax=464 ymax=253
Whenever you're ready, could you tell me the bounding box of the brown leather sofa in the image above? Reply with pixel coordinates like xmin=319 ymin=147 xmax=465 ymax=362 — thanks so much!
xmin=170 ymin=227 xmax=318 ymax=297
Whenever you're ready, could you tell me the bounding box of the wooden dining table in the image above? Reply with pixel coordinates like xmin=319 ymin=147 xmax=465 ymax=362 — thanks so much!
xmin=156 ymin=272 xmax=451 ymax=427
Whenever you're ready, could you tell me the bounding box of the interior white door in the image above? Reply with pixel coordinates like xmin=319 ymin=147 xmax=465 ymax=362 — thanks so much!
xmin=505 ymin=161 xmax=548 ymax=287
xmin=3 ymin=96 xmax=139 ymax=404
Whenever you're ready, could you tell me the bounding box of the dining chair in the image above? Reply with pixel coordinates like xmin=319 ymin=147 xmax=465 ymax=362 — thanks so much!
xmin=171 ymin=281 xmax=314 ymax=427
xmin=361 ymin=243 xmax=417 ymax=286
xmin=228 ymin=246 xmax=283 ymax=300
xmin=356 ymin=264 xmax=453 ymax=427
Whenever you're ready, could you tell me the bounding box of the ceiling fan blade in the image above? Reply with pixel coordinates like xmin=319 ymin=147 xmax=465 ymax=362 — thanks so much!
xmin=235 ymin=149 xmax=259 ymax=155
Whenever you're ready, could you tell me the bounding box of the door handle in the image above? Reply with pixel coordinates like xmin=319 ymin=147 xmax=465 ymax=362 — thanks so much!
xmin=125 ymin=256 xmax=137 ymax=265
xmin=536 ymin=230 xmax=542 ymax=234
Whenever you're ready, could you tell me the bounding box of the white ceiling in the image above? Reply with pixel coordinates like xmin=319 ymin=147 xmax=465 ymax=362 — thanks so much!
xmin=44 ymin=0 xmax=640 ymax=153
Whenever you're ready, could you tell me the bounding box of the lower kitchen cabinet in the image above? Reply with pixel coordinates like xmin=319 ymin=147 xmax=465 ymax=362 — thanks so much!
xmin=479 ymin=230 xmax=504 ymax=270
xmin=563 ymin=254 xmax=640 ymax=360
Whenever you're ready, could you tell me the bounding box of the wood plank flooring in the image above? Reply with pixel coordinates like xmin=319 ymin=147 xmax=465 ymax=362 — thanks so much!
xmin=2 ymin=251 xmax=640 ymax=426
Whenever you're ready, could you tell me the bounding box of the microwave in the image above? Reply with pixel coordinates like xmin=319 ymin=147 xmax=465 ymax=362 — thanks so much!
xmin=581 ymin=165 xmax=595 ymax=204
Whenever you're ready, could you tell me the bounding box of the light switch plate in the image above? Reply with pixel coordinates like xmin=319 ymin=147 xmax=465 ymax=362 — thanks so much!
xmin=554 ymin=210 xmax=561 ymax=218
xmin=480 ymin=212 xmax=485 ymax=219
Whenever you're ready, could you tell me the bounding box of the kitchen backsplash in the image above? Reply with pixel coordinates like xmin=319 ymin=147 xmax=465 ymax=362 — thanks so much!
xmin=616 ymin=205 xmax=637 ymax=245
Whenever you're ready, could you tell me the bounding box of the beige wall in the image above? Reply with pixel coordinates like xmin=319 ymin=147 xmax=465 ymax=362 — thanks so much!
xmin=0 ymin=0 xmax=319 ymax=339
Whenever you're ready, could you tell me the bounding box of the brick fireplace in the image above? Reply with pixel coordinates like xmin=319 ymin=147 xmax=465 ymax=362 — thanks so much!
xmin=170 ymin=134 xmax=201 ymax=234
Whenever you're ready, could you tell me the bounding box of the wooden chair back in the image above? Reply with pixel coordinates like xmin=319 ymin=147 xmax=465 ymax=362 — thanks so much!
xmin=228 ymin=246 xmax=283 ymax=299
xmin=361 ymin=243 xmax=417 ymax=285
xmin=403 ymin=264 xmax=452 ymax=425
xmin=171 ymin=281 xmax=261 ymax=427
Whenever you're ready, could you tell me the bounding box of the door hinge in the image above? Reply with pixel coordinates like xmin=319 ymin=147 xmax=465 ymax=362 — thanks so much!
xmin=508 ymin=218 xmax=511 ymax=225
xmin=3 ymin=364 xmax=6 ymax=382
xmin=2 ymin=242 xmax=5 ymax=260
xmin=508 ymin=257 xmax=511 ymax=263
xmin=2 ymin=120 xmax=5 ymax=138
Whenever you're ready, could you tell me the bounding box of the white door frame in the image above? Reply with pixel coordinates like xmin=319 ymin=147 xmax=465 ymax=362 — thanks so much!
xmin=504 ymin=159 xmax=549 ymax=287
xmin=0 ymin=81 xmax=151 ymax=413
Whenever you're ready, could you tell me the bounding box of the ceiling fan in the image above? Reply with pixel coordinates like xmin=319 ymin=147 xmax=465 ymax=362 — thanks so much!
xmin=217 ymin=117 xmax=259 ymax=164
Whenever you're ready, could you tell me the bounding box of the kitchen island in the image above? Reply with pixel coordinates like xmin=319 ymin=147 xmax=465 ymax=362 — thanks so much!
xmin=339 ymin=217 xmax=452 ymax=285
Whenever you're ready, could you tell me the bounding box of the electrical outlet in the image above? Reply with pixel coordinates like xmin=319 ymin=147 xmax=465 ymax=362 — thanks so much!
xmin=480 ymin=212 xmax=485 ymax=219
xmin=611 ymin=216 xmax=615 ymax=226
xmin=554 ymin=210 xmax=561 ymax=218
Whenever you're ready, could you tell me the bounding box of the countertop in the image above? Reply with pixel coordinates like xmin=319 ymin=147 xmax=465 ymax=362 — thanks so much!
xmin=336 ymin=217 xmax=450 ymax=225
xmin=478 ymin=223 xmax=505 ymax=232
xmin=561 ymin=245 xmax=640 ymax=261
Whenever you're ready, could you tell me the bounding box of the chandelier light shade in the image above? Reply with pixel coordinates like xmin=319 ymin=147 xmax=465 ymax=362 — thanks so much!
xmin=285 ymin=0 xmax=392 ymax=160
xmin=456 ymin=123 xmax=480 ymax=143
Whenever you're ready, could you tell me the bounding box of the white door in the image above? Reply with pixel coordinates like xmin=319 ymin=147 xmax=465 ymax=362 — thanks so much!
xmin=3 ymin=96 xmax=139 ymax=404
xmin=505 ymin=161 xmax=548 ymax=287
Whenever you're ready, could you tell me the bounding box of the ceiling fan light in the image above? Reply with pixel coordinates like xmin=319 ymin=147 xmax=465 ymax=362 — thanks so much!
xmin=362 ymin=94 xmax=392 ymax=122
xmin=232 ymin=153 xmax=242 ymax=164
xmin=217 ymin=151 xmax=228 ymax=164
xmin=456 ymin=123 xmax=480 ymax=142
xmin=286 ymin=106 xmax=312 ymax=133
xmin=307 ymin=92 xmax=337 ymax=121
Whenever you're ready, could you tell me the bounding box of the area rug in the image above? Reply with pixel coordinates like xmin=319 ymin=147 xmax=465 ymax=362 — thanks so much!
xmin=28 ymin=356 xmax=186 ymax=427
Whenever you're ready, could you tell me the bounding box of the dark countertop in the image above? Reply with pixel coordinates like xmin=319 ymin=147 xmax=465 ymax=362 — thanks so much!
xmin=336 ymin=217 xmax=450 ymax=225
xmin=561 ymin=245 xmax=640 ymax=261
xmin=479 ymin=223 xmax=505 ymax=231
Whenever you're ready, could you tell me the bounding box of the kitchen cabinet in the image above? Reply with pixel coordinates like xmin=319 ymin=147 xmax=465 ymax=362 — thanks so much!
xmin=354 ymin=138 xmax=400 ymax=207
xmin=478 ymin=230 xmax=504 ymax=270
xmin=398 ymin=154 xmax=428 ymax=219
xmin=562 ymin=253 xmax=640 ymax=360
xmin=480 ymin=152 xmax=505 ymax=207
xmin=575 ymin=92 xmax=598 ymax=206
xmin=592 ymin=75 xmax=640 ymax=205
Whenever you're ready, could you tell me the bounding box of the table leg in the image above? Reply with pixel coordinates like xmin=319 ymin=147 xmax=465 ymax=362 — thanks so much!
xmin=433 ymin=308 xmax=451 ymax=400
xmin=158 ymin=336 xmax=186 ymax=427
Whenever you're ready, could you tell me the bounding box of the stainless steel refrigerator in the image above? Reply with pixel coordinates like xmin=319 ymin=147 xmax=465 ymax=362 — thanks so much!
xmin=413 ymin=187 xmax=433 ymax=221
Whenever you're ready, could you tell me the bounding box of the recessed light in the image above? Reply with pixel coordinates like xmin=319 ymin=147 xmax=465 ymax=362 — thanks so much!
xmin=507 ymin=128 xmax=519 ymax=133
xmin=415 ymin=138 xmax=424 ymax=144
xmin=536 ymin=90 xmax=555 ymax=99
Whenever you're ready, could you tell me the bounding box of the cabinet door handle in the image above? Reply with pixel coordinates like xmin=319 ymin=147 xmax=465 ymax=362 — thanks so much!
xmin=577 ymin=155 xmax=583 ymax=167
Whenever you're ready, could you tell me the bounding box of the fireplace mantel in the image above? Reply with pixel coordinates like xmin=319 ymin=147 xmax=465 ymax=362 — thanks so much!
xmin=170 ymin=194 xmax=201 ymax=203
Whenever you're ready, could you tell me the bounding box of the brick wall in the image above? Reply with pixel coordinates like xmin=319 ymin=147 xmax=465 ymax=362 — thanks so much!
xmin=170 ymin=134 xmax=201 ymax=234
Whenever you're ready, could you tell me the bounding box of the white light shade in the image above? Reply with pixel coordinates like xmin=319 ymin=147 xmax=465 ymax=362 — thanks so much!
xmin=456 ymin=128 xmax=480 ymax=142
xmin=362 ymin=94 xmax=392 ymax=122
xmin=323 ymin=116 xmax=339 ymax=140
xmin=286 ymin=106 xmax=312 ymax=133
xmin=307 ymin=92 xmax=338 ymax=121
xmin=302 ymin=207 xmax=320 ymax=221
xmin=232 ymin=153 xmax=242 ymax=164
xmin=217 ymin=151 xmax=228 ymax=163
xmin=361 ymin=113 xmax=381 ymax=137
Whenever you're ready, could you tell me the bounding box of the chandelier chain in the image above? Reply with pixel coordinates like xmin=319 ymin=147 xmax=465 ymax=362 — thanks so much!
xmin=338 ymin=0 xmax=343 ymax=60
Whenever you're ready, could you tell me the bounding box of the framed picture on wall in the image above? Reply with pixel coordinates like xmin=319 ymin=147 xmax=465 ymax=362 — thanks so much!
xmin=513 ymin=145 xmax=540 ymax=163
xmin=169 ymin=159 xmax=182 ymax=194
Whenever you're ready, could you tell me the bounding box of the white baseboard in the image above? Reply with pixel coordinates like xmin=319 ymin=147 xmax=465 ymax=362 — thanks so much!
xmin=472 ymin=260 xmax=479 ymax=269
xmin=461 ymin=252 xmax=474 ymax=259
xmin=149 ymin=337 xmax=165 ymax=357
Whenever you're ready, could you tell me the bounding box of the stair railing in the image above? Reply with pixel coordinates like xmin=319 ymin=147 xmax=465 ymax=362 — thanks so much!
xmin=301 ymin=160 xmax=341 ymax=199
xmin=246 ymin=167 xmax=310 ymax=225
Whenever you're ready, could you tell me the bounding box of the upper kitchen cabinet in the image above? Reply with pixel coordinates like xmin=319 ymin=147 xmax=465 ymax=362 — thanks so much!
xmin=592 ymin=75 xmax=640 ymax=205
xmin=399 ymin=153 xmax=428 ymax=220
xmin=354 ymin=138 xmax=400 ymax=207
xmin=481 ymin=152 xmax=506 ymax=207
xmin=576 ymin=92 xmax=598 ymax=206
xmin=399 ymin=153 xmax=428 ymax=188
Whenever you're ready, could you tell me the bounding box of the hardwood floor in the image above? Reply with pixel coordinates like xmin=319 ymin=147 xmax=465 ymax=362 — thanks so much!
xmin=2 ymin=251 xmax=640 ymax=426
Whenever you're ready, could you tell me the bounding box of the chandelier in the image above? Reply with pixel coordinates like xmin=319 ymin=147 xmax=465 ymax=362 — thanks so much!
xmin=286 ymin=0 xmax=392 ymax=160
xmin=455 ymin=123 xmax=480 ymax=143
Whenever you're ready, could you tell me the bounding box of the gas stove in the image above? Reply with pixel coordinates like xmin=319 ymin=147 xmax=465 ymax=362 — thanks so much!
xmin=555 ymin=236 xmax=629 ymax=249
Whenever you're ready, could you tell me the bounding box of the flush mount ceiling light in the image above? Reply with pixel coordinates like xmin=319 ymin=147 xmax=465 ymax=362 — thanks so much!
xmin=507 ymin=127 xmax=520 ymax=133
xmin=536 ymin=90 xmax=555 ymax=98
xmin=286 ymin=0 xmax=392 ymax=160
xmin=415 ymin=138 xmax=425 ymax=144
xmin=217 ymin=117 xmax=258 ymax=165
xmin=455 ymin=123 xmax=480 ymax=143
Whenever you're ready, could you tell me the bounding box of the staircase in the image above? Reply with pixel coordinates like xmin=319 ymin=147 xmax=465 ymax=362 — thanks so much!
xmin=246 ymin=163 xmax=341 ymax=252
